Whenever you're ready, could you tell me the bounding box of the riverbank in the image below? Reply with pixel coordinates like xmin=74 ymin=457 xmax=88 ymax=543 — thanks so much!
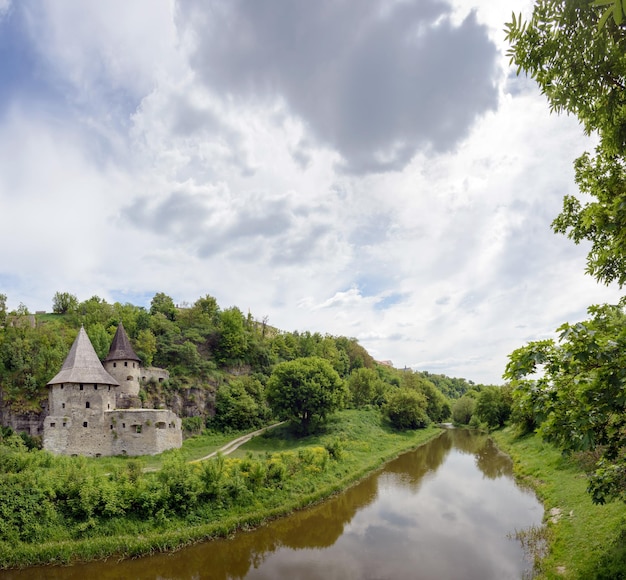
xmin=0 ymin=409 xmax=442 ymax=570
xmin=492 ymin=427 xmax=626 ymax=579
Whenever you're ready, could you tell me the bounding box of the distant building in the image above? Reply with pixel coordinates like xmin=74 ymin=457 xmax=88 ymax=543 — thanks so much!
xmin=43 ymin=324 xmax=182 ymax=457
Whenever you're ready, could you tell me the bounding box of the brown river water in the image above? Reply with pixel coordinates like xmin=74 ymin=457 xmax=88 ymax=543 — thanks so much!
xmin=2 ymin=428 xmax=543 ymax=579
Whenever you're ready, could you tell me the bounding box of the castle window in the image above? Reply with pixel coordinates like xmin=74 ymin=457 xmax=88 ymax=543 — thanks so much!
xmin=60 ymin=385 xmax=64 ymax=389
xmin=108 ymin=386 xmax=111 ymax=391
xmin=94 ymin=385 xmax=98 ymax=390
xmin=86 ymin=402 xmax=90 ymax=409
xmin=50 ymin=422 xmax=56 ymax=428
xmin=113 ymin=362 xmax=117 ymax=367
xmin=110 ymin=425 xmax=113 ymax=430
xmin=132 ymin=424 xmax=142 ymax=434
xmin=95 ymin=454 xmax=101 ymax=458
xmin=62 ymin=403 xmax=65 ymax=409
xmin=107 ymin=404 xmax=110 ymax=409
xmin=63 ymin=422 xmax=67 ymax=427
xmin=127 ymin=376 xmax=133 ymax=381
xmin=124 ymin=361 xmax=128 ymax=367
xmin=156 ymin=422 xmax=166 ymax=430
xmin=79 ymin=384 xmax=83 ymax=391
xmin=122 ymin=423 xmax=126 ymax=428
xmin=83 ymin=422 xmax=88 ymax=428
xmin=133 ymin=362 xmax=136 ymax=368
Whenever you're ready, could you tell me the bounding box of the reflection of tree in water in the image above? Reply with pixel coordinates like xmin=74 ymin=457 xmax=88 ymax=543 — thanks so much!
xmin=104 ymin=467 xmax=381 ymax=580
xmin=21 ymin=430 xmax=518 ymax=580
xmin=382 ymin=431 xmax=452 ymax=491
xmin=474 ymin=437 xmax=514 ymax=480
xmin=447 ymin=428 xmax=489 ymax=455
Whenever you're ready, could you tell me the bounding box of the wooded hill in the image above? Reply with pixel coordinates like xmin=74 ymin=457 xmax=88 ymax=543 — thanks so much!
xmin=0 ymin=291 xmax=480 ymax=438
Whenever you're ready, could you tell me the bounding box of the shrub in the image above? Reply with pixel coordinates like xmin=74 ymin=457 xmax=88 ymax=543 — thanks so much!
xmin=383 ymin=388 xmax=430 ymax=430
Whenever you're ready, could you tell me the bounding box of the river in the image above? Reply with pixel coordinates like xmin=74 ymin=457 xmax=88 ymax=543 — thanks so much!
xmin=3 ymin=428 xmax=543 ymax=579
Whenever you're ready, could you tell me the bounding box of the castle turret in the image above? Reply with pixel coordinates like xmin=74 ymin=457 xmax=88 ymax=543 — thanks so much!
xmin=44 ymin=327 xmax=119 ymax=456
xmin=103 ymin=322 xmax=142 ymax=399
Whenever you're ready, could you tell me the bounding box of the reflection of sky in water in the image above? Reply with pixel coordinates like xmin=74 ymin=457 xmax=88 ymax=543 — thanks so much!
xmin=3 ymin=431 xmax=542 ymax=580
xmin=244 ymin=434 xmax=543 ymax=580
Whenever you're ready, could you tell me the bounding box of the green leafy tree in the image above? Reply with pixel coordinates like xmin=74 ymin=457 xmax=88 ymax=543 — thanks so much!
xmin=0 ymin=294 xmax=7 ymax=325
xmin=403 ymin=374 xmax=451 ymax=423
xmin=505 ymin=0 xmax=626 ymax=505
xmin=134 ymin=329 xmax=157 ymax=367
xmin=86 ymin=323 xmax=111 ymax=361
xmin=216 ymin=307 xmax=248 ymax=364
xmin=474 ymin=386 xmax=511 ymax=429
xmin=383 ymin=387 xmax=430 ymax=430
xmin=506 ymin=1 xmax=626 ymax=287
xmin=266 ymin=356 xmax=347 ymax=434
xmin=214 ymin=377 xmax=271 ymax=430
xmin=505 ymin=303 xmax=626 ymax=503
xmin=451 ymin=395 xmax=476 ymax=425
xmin=52 ymin=292 xmax=78 ymax=315
xmin=348 ymin=367 xmax=388 ymax=407
xmin=150 ymin=292 xmax=177 ymax=321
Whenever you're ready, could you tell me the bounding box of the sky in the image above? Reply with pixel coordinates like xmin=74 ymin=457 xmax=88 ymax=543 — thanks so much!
xmin=0 ymin=0 xmax=622 ymax=385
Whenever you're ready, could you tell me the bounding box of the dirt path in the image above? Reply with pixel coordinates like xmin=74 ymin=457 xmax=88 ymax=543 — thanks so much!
xmin=189 ymin=421 xmax=285 ymax=464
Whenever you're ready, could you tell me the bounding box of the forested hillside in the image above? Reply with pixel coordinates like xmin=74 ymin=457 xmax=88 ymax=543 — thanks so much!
xmin=0 ymin=291 xmax=486 ymax=440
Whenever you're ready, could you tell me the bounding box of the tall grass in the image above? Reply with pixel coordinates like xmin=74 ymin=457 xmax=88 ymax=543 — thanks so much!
xmin=493 ymin=428 xmax=626 ymax=579
xmin=0 ymin=409 xmax=441 ymax=569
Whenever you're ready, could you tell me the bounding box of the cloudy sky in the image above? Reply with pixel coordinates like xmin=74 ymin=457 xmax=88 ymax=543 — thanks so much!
xmin=0 ymin=0 xmax=621 ymax=384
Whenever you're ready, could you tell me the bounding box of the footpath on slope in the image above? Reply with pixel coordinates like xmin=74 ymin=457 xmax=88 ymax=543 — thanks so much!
xmin=141 ymin=422 xmax=284 ymax=473
xmin=189 ymin=421 xmax=285 ymax=464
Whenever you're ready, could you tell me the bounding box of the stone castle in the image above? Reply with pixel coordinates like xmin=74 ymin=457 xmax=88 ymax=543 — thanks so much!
xmin=43 ymin=323 xmax=182 ymax=457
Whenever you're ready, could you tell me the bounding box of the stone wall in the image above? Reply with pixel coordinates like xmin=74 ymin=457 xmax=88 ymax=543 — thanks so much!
xmin=108 ymin=409 xmax=182 ymax=456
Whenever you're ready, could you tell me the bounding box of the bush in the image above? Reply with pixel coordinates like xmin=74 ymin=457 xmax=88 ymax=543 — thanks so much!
xmin=452 ymin=396 xmax=475 ymax=425
xmin=383 ymin=388 xmax=430 ymax=430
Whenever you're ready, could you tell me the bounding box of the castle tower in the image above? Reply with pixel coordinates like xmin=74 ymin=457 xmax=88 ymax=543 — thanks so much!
xmin=103 ymin=322 xmax=142 ymax=399
xmin=43 ymin=326 xmax=119 ymax=456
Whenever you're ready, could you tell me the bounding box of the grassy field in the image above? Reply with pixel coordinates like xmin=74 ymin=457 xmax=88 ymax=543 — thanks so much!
xmin=493 ymin=428 xmax=626 ymax=579
xmin=90 ymin=429 xmax=251 ymax=472
xmin=0 ymin=409 xmax=442 ymax=569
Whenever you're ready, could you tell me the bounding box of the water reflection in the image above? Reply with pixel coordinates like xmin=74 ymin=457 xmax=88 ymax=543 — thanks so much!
xmin=2 ymin=429 xmax=543 ymax=580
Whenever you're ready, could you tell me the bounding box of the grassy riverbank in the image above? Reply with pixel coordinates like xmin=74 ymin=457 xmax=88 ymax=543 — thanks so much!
xmin=493 ymin=428 xmax=626 ymax=579
xmin=0 ymin=409 xmax=441 ymax=569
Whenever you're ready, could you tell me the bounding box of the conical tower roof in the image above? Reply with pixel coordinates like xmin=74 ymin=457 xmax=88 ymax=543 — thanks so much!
xmin=47 ymin=327 xmax=120 ymax=386
xmin=104 ymin=321 xmax=141 ymax=363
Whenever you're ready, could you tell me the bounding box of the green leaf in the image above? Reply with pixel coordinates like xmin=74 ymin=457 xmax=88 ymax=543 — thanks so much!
xmin=598 ymin=7 xmax=615 ymax=34
xmin=615 ymin=2 xmax=623 ymax=25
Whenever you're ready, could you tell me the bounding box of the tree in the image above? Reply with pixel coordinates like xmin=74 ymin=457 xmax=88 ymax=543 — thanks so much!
xmin=52 ymin=292 xmax=78 ymax=315
xmin=266 ymin=357 xmax=347 ymax=434
xmin=451 ymin=396 xmax=475 ymax=425
xmin=348 ymin=367 xmax=386 ymax=407
xmin=150 ymin=292 xmax=177 ymax=321
xmin=506 ymin=2 xmax=626 ymax=287
xmin=214 ymin=377 xmax=271 ymax=430
xmin=383 ymin=388 xmax=430 ymax=430
xmin=504 ymin=303 xmax=626 ymax=503
xmin=505 ymin=0 xmax=626 ymax=504
xmin=216 ymin=307 xmax=248 ymax=364
xmin=0 ymin=294 xmax=6 ymax=324
xmin=134 ymin=329 xmax=157 ymax=367
xmin=474 ymin=386 xmax=511 ymax=429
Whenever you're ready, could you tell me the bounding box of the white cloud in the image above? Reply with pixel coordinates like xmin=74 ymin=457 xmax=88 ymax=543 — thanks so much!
xmin=0 ymin=0 xmax=621 ymax=384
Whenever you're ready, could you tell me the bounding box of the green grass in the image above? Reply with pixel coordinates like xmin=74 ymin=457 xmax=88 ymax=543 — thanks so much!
xmin=0 ymin=409 xmax=442 ymax=569
xmin=85 ymin=429 xmax=252 ymax=473
xmin=493 ymin=427 xmax=626 ymax=579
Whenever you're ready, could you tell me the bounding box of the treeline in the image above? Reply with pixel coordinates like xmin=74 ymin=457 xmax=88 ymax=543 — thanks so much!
xmin=0 ymin=291 xmax=489 ymax=435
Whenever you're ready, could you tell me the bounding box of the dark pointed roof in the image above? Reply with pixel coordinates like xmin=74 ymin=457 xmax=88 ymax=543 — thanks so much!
xmin=47 ymin=327 xmax=120 ymax=386
xmin=104 ymin=321 xmax=141 ymax=363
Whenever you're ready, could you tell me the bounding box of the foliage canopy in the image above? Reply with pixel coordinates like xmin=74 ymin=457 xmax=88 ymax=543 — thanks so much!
xmin=266 ymin=357 xmax=347 ymax=434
